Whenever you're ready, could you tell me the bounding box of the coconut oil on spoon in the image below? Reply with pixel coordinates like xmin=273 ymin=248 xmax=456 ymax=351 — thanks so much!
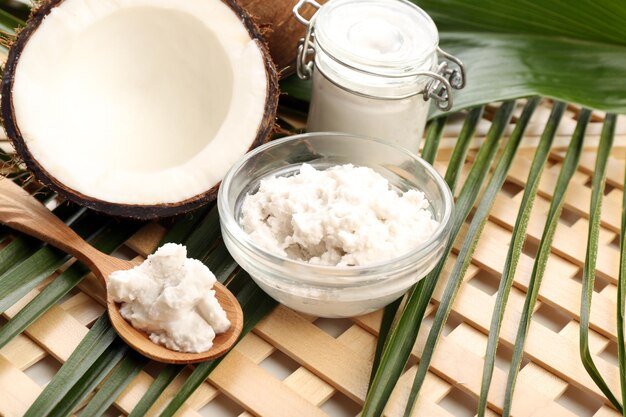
xmin=0 ymin=179 xmax=243 ymax=364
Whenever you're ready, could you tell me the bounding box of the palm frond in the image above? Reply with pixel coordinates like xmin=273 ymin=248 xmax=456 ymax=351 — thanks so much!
xmin=477 ymin=101 xmax=567 ymax=416
xmin=371 ymin=116 xmax=448 ymax=384
xmin=579 ymin=113 xmax=622 ymax=411
xmin=0 ymin=7 xmax=23 ymax=35
xmin=363 ymin=101 xmax=516 ymax=417
xmin=48 ymin=342 xmax=130 ymax=417
xmin=23 ymin=313 xmax=118 ymax=417
xmin=421 ymin=116 xmax=448 ymax=163
xmin=619 ymin=124 xmax=626 ymax=416
xmin=502 ymin=109 xmax=590 ymax=416
xmin=444 ymin=106 xmax=484 ymax=191
xmin=403 ymin=97 xmax=540 ymax=416
xmin=79 ymin=351 xmax=148 ymax=417
xmin=127 ymin=365 xmax=183 ymax=417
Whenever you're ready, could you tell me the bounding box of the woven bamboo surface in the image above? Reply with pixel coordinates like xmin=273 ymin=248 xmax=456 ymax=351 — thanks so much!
xmin=1 ymin=100 xmax=626 ymax=417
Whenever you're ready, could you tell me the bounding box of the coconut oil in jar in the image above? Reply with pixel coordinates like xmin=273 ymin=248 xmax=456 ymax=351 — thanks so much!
xmin=294 ymin=0 xmax=465 ymax=153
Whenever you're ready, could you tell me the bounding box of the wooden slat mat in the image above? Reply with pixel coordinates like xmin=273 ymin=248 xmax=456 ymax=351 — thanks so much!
xmin=1 ymin=101 xmax=626 ymax=417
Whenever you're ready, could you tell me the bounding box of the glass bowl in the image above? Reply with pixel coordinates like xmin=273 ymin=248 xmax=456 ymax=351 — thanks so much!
xmin=217 ymin=133 xmax=453 ymax=318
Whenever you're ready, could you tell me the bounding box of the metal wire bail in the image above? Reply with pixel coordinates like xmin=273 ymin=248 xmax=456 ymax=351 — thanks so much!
xmin=296 ymin=18 xmax=316 ymax=80
xmin=294 ymin=0 xmax=321 ymax=80
xmin=293 ymin=0 xmax=322 ymax=26
xmin=421 ymin=47 xmax=466 ymax=111
xmin=437 ymin=47 xmax=466 ymax=90
xmin=421 ymin=70 xmax=454 ymax=111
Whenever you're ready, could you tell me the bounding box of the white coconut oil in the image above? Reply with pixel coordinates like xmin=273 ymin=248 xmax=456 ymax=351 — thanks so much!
xmin=307 ymin=70 xmax=431 ymax=151
xmin=107 ymin=243 xmax=230 ymax=353
xmin=240 ymin=163 xmax=439 ymax=266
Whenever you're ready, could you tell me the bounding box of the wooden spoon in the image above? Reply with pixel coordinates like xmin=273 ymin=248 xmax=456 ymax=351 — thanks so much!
xmin=0 ymin=179 xmax=243 ymax=364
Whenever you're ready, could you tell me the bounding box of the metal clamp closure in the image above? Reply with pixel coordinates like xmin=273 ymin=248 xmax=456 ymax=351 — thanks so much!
xmin=296 ymin=16 xmax=316 ymax=80
xmin=293 ymin=0 xmax=322 ymax=26
xmin=438 ymin=47 xmax=466 ymax=90
xmin=294 ymin=0 xmax=321 ymax=80
xmin=422 ymin=47 xmax=466 ymax=111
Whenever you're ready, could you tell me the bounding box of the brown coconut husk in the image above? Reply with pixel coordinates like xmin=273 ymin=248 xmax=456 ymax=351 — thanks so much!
xmin=239 ymin=0 xmax=326 ymax=78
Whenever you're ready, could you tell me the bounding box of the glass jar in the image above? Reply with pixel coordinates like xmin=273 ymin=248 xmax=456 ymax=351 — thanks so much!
xmin=294 ymin=0 xmax=465 ymax=153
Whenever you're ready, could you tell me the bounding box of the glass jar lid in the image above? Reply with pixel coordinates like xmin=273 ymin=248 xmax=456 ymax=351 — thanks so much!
xmin=293 ymin=0 xmax=466 ymax=109
xmin=314 ymin=0 xmax=439 ymax=76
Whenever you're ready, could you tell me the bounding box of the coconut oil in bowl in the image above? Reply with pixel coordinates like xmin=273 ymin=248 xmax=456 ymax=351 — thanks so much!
xmin=218 ymin=133 xmax=453 ymax=318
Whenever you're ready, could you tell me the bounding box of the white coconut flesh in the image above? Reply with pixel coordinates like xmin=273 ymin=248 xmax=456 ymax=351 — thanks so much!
xmin=11 ymin=0 xmax=269 ymax=205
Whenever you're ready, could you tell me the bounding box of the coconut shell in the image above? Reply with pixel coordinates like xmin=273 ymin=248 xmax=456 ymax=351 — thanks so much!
xmin=239 ymin=0 xmax=326 ymax=77
xmin=1 ymin=0 xmax=280 ymax=219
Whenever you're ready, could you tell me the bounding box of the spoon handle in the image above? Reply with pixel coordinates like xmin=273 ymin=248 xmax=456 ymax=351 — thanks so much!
xmin=0 ymin=179 xmax=105 ymax=273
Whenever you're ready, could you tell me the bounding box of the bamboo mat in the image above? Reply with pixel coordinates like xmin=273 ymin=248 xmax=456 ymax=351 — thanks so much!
xmin=1 ymin=101 xmax=626 ymax=417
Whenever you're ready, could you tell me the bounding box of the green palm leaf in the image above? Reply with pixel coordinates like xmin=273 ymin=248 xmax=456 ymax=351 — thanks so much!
xmin=49 ymin=342 xmax=130 ymax=417
xmin=579 ymin=114 xmax=621 ymax=411
xmin=370 ymin=105 xmax=483 ymax=384
xmin=23 ymin=313 xmax=118 ymax=417
xmin=159 ymin=207 xmax=212 ymax=246
xmin=403 ymin=97 xmax=540 ymax=416
xmin=477 ymin=101 xmax=566 ymax=416
xmin=127 ymin=365 xmax=183 ymax=417
xmin=443 ymin=106 xmax=483 ymax=191
xmin=502 ymin=109 xmax=590 ymax=416
xmin=79 ymin=352 xmax=148 ymax=417
xmin=369 ymin=106 xmax=483 ymax=386
xmin=437 ymin=33 xmax=626 ymax=113
xmin=0 ymin=7 xmax=22 ymax=36
xmin=180 ymin=206 xmax=221 ymax=260
xmin=619 ymin=130 xmax=626 ymax=416
xmin=416 ymin=0 xmax=626 ymax=112
xmin=421 ymin=116 xmax=447 ymax=163
xmin=363 ymin=101 xmax=515 ymax=417
xmin=370 ymin=116 xmax=448 ymax=384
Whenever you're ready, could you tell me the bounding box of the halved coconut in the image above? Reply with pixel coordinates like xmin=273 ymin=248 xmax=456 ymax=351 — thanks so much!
xmin=1 ymin=0 xmax=278 ymax=218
